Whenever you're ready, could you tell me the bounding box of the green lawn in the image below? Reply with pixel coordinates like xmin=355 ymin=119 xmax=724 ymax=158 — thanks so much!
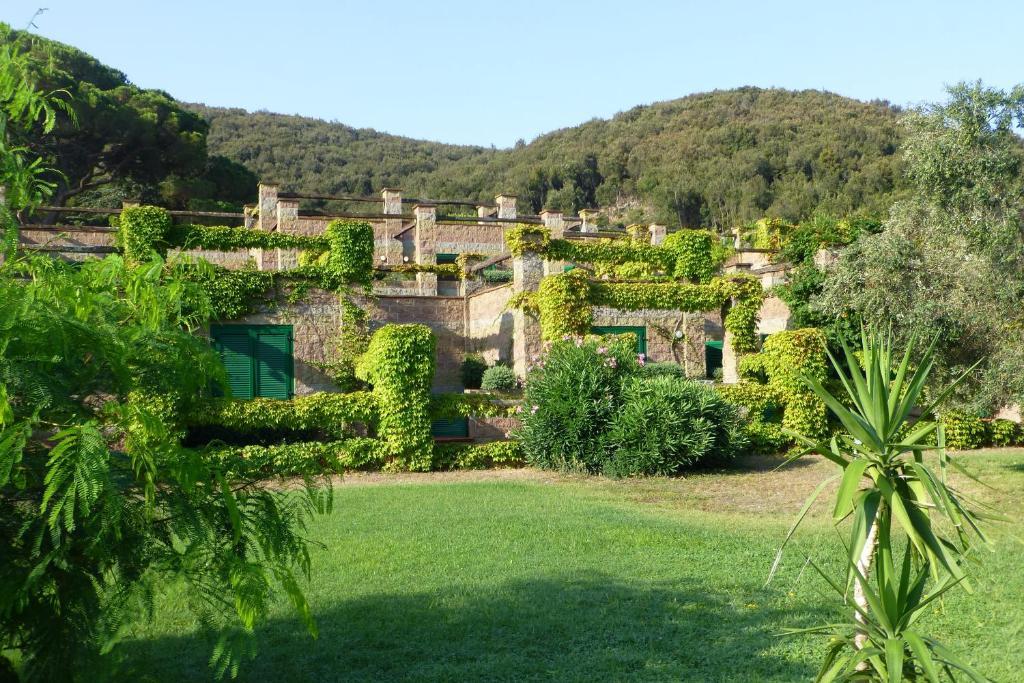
xmin=125 ymin=451 xmax=1024 ymax=682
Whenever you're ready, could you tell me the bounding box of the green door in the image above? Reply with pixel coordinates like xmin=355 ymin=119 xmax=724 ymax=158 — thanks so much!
xmin=431 ymin=417 xmax=469 ymax=438
xmin=705 ymin=340 xmax=723 ymax=379
xmin=590 ymin=325 xmax=647 ymax=354
xmin=211 ymin=324 xmax=294 ymax=399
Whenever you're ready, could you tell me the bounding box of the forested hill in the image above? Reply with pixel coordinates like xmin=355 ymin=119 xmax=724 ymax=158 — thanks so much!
xmin=191 ymin=88 xmax=905 ymax=228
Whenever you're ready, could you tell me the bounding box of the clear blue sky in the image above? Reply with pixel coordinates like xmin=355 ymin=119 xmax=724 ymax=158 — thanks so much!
xmin=4 ymin=0 xmax=1022 ymax=148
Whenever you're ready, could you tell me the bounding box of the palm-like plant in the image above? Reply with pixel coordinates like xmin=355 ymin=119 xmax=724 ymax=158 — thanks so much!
xmin=774 ymin=329 xmax=998 ymax=681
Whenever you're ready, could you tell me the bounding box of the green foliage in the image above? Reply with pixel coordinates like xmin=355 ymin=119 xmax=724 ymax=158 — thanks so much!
xmin=325 ymin=220 xmax=374 ymax=288
xmin=460 ymin=354 xmax=487 ymax=389
xmin=207 ymin=437 xmax=388 ymax=476
xmin=661 ymin=229 xmax=718 ymax=282
xmin=940 ymin=411 xmax=988 ymax=451
xmin=517 ymin=336 xmax=641 ymax=472
xmin=760 ymin=329 xmax=829 ymax=439
xmin=536 ymin=269 xmax=593 ymax=339
xmin=605 ymin=376 xmax=747 ymax=476
xmin=194 ymin=87 xmax=903 ymax=228
xmin=186 ymin=392 xmax=378 ymax=438
xmin=715 ymin=381 xmax=787 ymax=453
xmin=428 ymin=392 xmax=511 ymax=419
xmin=356 ymin=324 xmax=436 ymax=470
xmin=777 ymin=329 xmax=994 ymax=682
xmin=118 ymin=205 xmax=172 ymax=262
xmin=168 ymin=223 xmax=331 ymax=251
xmin=430 ymin=440 xmax=524 ymax=470
xmin=639 ymin=361 xmax=686 ymax=378
xmin=504 ymin=224 xmax=551 ymax=256
xmin=545 ymin=236 xmax=675 ymax=271
xmin=988 ymin=418 xmax=1020 ymax=447
xmin=0 ymin=253 xmax=328 ymax=679
xmin=480 ymin=365 xmax=518 ymax=393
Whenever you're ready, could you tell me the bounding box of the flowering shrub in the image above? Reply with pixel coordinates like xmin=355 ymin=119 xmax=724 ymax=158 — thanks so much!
xmin=516 ymin=335 xmax=640 ymax=471
xmin=605 ymin=375 xmax=748 ymax=476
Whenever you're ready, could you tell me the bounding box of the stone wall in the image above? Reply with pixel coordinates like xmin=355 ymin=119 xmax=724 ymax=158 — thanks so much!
xmin=467 ymin=283 xmax=515 ymax=366
xmin=369 ymin=294 xmax=466 ymax=391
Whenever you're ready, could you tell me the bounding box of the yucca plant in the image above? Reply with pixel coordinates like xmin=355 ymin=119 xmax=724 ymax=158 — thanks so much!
xmin=772 ymin=328 xmax=999 ymax=682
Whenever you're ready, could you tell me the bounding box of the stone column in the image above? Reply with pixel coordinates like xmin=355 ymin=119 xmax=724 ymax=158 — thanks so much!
xmin=540 ymin=209 xmax=565 ymax=276
xmin=495 ymin=194 xmax=517 ymax=220
xmin=721 ymin=329 xmax=739 ymax=383
xmin=649 ymin=223 xmax=667 ymax=246
xmin=681 ymin=313 xmax=707 ymax=379
xmin=512 ymin=244 xmax=545 ymax=378
xmin=380 ymin=188 xmax=402 ymax=265
xmin=580 ymin=209 xmax=599 ymax=233
xmin=275 ymin=198 xmax=300 ymax=270
xmin=413 ymin=204 xmax=437 ymax=296
xmin=476 ymin=204 xmax=494 ymax=222
xmin=257 ymin=182 xmax=279 ymax=231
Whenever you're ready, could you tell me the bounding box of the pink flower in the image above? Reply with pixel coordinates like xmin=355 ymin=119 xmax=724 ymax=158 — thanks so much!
xmin=574 ymin=338 xmax=583 ymax=347
xmin=606 ymin=358 xmax=618 ymax=368
xmin=531 ymin=405 xmax=539 ymax=414
xmin=597 ymin=346 xmax=607 ymax=355
xmin=637 ymin=353 xmax=646 ymax=366
xmin=515 ymin=405 xmax=523 ymax=414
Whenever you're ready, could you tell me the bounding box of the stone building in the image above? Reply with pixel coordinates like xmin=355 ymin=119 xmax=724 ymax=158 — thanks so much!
xmin=14 ymin=183 xmax=794 ymax=398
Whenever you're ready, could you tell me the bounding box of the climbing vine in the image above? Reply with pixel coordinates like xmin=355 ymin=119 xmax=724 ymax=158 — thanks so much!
xmin=119 ymin=205 xmax=172 ymax=262
xmin=355 ymin=324 xmax=436 ymax=471
xmin=325 ymin=219 xmax=374 ymax=288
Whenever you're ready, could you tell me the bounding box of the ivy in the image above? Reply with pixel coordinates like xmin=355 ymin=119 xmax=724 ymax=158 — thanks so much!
xmin=536 ymin=269 xmax=593 ymax=339
xmin=355 ymin=324 xmax=436 ymax=470
xmin=325 ymin=220 xmax=374 ymax=288
xmin=758 ymin=328 xmax=829 ymax=438
xmin=119 ymin=205 xmax=172 ymax=262
xmin=720 ymin=274 xmax=765 ymax=353
xmin=186 ymin=392 xmax=378 ymax=437
xmin=661 ymin=229 xmax=717 ymax=283
xmin=504 ymin=224 xmax=551 ymax=255
xmin=207 ymin=438 xmax=388 ymax=476
xmin=168 ymin=223 xmax=331 ymax=251
xmin=431 ymin=441 xmax=523 ymax=470
xmin=428 ymin=392 xmax=515 ymax=419
xmin=546 ymin=238 xmax=675 ymax=271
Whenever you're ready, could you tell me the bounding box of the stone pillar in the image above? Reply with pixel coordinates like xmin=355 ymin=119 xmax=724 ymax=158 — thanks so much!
xmin=414 ymin=204 xmax=437 ymax=296
xmin=580 ymin=209 xmax=599 ymax=233
xmin=721 ymin=330 xmax=739 ymax=384
xmin=495 ymin=194 xmax=517 ymax=220
xmin=540 ymin=209 xmax=565 ymax=275
xmin=681 ymin=313 xmax=707 ymax=379
xmin=257 ymin=182 xmax=279 ymax=232
xmin=380 ymin=188 xmax=402 ymax=265
xmin=512 ymin=245 xmax=545 ymax=378
xmin=649 ymin=223 xmax=667 ymax=246
xmin=732 ymin=227 xmax=742 ymax=249
xmin=121 ymin=199 xmax=140 ymax=209
xmin=275 ymin=198 xmax=300 ymax=270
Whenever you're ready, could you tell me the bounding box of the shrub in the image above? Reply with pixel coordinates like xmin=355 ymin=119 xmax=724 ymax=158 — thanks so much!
xmin=185 ymin=392 xmax=378 ymax=438
xmin=325 ymin=219 xmax=374 ymax=287
xmin=431 ymin=441 xmax=524 ymax=470
xmin=356 ymin=324 xmax=436 ymax=470
xmin=119 ymin=205 xmax=172 ymax=262
xmin=941 ymin=411 xmax=988 ymax=450
xmin=640 ymin=361 xmax=686 ymax=378
xmin=481 ymin=365 xmax=518 ymax=392
xmin=460 ymin=353 xmax=487 ymax=389
xmin=989 ymin=418 xmax=1020 ymax=447
xmin=517 ymin=336 xmax=640 ymax=472
xmin=760 ymin=328 xmax=829 ymax=439
xmin=606 ymin=376 xmax=747 ymax=476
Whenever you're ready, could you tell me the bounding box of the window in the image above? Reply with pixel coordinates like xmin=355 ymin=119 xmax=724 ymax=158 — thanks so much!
xmin=211 ymin=324 xmax=294 ymax=399
xmin=590 ymin=325 xmax=647 ymax=354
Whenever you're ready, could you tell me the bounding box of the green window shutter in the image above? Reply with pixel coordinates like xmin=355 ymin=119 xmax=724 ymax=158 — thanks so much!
xmin=212 ymin=327 xmax=255 ymax=399
xmin=431 ymin=417 xmax=469 ymax=438
xmin=705 ymin=341 xmax=723 ymax=379
xmin=563 ymin=264 xmax=576 ymax=272
xmin=590 ymin=325 xmax=646 ymax=355
xmin=436 ymin=253 xmax=458 ymax=264
xmin=255 ymin=327 xmax=293 ymax=399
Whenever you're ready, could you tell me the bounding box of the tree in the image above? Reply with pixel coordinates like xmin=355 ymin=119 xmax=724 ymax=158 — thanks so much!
xmin=1 ymin=34 xmax=326 ymax=681
xmin=817 ymin=83 xmax=1024 ymax=412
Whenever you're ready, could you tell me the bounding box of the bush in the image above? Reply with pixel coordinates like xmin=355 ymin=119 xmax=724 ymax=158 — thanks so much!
xmin=432 ymin=441 xmax=524 ymax=470
xmin=941 ymin=411 xmax=988 ymax=450
xmin=989 ymin=418 xmax=1020 ymax=447
xmin=517 ymin=336 xmax=640 ymax=472
xmin=460 ymin=353 xmax=487 ymax=389
xmin=119 ymin=205 xmax=172 ymax=262
xmin=640 ymin=361 xmax=686 ymax=378
xmin=356 ymin=324 xmax=436 ymax=470
xmin=606 ymin=376 xmax=747 ymax=476
xmin=481 ymin=365 xmax=518 ymax=392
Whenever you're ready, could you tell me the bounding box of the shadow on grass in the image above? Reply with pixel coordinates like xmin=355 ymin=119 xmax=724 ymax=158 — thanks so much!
xmin=123 ymin=574 xmax=824 ymax=682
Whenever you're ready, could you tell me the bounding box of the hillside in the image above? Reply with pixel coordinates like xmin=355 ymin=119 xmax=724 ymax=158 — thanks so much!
xmin=192 ymin=88 xmax=905 ymax=228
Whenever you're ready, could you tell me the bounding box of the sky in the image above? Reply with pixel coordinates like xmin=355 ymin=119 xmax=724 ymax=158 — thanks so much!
xmin=3 ymin=0 xmax=1022 ymax=148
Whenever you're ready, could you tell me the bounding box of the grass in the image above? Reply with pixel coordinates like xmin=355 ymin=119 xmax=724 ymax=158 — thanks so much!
xmin=124 ymin=450 xmax=1024 ymax=682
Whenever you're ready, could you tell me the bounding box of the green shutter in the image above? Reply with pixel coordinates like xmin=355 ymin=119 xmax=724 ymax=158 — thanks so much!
xmin=211 ymin=324 xmax=293 ymax=400
xmin=431 ymin=417 xmax=469 ymax=438
xmin=255 ymin=327 xmax=293 ymax=399
xmin=590 ymin=325 xmax=647 ymax=354
xmin=705 ymin=341 xmax=723 ymax=379
xmin=213 ymin=327 xmax=255 ymax=399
